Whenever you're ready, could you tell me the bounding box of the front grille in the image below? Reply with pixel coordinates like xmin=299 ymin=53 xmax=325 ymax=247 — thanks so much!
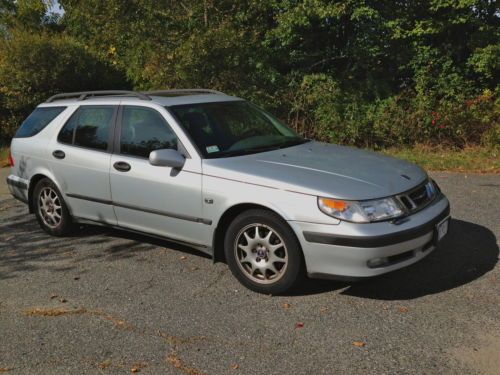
xmin=397 ymin=180 xmax=436 ymax=213
xmin=409 ymin=184 xmax=429 ymax=206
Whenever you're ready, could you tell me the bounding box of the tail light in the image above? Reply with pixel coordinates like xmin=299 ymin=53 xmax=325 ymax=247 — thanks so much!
xmin=8 ymin=151 xmax=14 ymax=167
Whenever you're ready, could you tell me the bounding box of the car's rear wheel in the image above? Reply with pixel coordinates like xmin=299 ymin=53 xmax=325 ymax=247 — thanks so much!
xmin=224 ymin=209 xmax=304 ymax=294
xmin=33 ymin=178 xmax=74 ymax=236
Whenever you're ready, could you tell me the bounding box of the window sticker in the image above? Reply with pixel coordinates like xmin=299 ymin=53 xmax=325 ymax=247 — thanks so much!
xmin=206 ymin=145 xmax=220 ymax=153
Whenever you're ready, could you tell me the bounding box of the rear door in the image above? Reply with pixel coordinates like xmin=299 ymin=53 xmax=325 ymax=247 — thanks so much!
xmin=109 ymin=105 xmax=207 ymax=246
xmin=48 ymin=105 xmax=117 ymax=224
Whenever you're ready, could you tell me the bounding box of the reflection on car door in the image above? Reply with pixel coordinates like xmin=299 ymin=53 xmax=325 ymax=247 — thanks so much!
xmin=49 ymin=105 xmax=117 ymax=224
xmin=109 ymin=105 xmax=208 ymax=246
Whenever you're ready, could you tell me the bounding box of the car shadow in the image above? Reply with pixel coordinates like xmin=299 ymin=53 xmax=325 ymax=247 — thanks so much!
xmin=86 ymin=225 xmax=212 ymax=260
xmin=0 ymin=204 xmax=210 ymax=280
xmin=290 ymin=219 xmax=498 ymax=299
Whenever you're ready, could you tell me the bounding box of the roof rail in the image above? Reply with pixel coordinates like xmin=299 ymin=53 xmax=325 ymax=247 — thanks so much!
xmin=143 ymin=89 xmax=226 ymax=96
xmin=45 ymin=90 xmax=151 ymax=103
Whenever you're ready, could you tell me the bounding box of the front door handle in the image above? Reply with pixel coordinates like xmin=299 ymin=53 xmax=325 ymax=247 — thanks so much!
xmin=52 ymin=150 xmax=65 ymax=159
xmin=113 ymin=161 xmax=131 ymax=172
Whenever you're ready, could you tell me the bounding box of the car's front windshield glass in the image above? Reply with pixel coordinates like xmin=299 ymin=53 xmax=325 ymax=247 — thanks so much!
xmin=168 ymin=101 xmax=309 ymax=158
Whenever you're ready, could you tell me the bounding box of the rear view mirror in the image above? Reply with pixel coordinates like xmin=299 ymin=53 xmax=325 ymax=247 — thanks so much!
xmin=149 ymin=149 xmax=185 ymax=169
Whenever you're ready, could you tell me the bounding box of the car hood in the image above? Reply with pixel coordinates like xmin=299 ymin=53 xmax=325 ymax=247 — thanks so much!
xmin=202 ymin=141 xmax=427 ymax=200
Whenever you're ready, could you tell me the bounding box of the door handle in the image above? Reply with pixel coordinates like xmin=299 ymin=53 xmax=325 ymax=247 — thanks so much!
xmin=113 ymin=161 xmax=131 ymax=172
xmin=52 ymin=150 xmax=65 ymax=159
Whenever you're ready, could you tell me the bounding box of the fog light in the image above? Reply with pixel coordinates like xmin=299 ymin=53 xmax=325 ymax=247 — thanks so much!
xmin=367 ymin=257 xmax=389 ymax=268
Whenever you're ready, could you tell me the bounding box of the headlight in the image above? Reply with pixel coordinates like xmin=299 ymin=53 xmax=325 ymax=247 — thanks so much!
xmin=428 ymin=179 xmax=440 ymax=194
xmin=318 ymin=196 xmax=404 ymax=223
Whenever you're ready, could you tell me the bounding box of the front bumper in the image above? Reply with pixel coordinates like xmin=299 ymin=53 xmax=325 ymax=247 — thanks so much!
xmin=289 ymin=195 xmax=450 ymax=279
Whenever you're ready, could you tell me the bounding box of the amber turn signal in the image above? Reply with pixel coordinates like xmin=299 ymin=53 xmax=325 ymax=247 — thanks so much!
xmin=319 ymin=198 xmax=347 ymax=211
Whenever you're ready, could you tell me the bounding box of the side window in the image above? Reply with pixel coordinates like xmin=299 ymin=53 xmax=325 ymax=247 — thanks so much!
xmin=15 ymin=106 xmax=66 ymax=138
xmin=58 ymin=106 xmax=115 ymax=151
xmin=120 ymin=106 xmax=177 ymax=158
xmin=57 ymin=110 xmax=78 ymax=144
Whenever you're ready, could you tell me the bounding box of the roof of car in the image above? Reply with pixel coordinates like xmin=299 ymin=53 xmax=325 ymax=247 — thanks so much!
xmin=39 ymin=89 xmax=243 ymax=107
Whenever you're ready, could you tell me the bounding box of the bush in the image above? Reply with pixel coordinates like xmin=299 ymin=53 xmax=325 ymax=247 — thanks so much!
xmin=276 ymin=82 xmax=498 ymax=149
xmin=0 ymin=31 xmax=128 ymax=143
xmin=281 ymin=74 xmax=374 ymax=145
xmin=369 ymin=89 xmax=498 ymax=148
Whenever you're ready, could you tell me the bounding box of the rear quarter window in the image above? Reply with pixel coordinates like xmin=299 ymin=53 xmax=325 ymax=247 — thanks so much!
xmin=14 ymin=107 xmax=66 ymax=138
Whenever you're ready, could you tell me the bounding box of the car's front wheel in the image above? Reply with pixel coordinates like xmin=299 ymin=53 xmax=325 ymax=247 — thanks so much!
xmin=224 ymin=209 xmax=305 ymax=294
xmin=33 ymin=178 xmax=74 ymax=236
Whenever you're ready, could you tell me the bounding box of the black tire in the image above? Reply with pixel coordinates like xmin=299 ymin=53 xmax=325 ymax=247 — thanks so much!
xmin=33 ymin=178 xmax=74 ymax=236
xmin=224 ymin=209 xmax=305 ymax=294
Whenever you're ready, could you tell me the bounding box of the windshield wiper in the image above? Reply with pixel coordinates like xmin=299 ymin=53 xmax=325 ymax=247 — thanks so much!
xmin=276 ymin=138 xmax=310 ymax=149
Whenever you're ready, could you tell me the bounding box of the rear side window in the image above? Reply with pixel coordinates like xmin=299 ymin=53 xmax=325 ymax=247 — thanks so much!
xmin=14 ymin=107 xmax=66 ymax=138
xmin=58 ymin=106 xmax=115 ymax=151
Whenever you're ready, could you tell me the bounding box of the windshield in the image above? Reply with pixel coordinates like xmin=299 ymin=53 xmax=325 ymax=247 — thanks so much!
xmin=168 ymin=101 xmax=308 ymax=158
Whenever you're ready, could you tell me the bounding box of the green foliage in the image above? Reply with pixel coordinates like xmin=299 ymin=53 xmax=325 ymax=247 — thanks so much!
xmin=0 ymin=31 xmax=127 ymax=140
xmin=370 ymin=89 xmax=498 ymax=148
xmin=468 ymin=44 xmax=500 ymax=80
xmin=0 ymin=0 xmax=498 ymax=148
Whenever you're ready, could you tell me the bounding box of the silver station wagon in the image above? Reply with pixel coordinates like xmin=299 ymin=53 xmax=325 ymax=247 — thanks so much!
xmin=7 ymin=89 xmax=450 ymax=294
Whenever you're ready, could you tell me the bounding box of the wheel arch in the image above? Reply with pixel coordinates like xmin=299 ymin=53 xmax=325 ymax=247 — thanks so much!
xmin=27 ymin=172 xmax=65 ymax=214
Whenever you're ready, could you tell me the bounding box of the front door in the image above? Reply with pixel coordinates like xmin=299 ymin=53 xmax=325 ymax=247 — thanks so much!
xmin=109 ymin=105 xmax=208 ymax=246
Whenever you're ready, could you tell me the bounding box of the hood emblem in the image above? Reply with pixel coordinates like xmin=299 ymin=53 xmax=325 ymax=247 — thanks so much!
xmin=401 ymin=174 xmax=411 ymax=180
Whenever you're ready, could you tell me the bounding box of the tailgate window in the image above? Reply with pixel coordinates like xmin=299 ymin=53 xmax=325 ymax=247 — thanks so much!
xmin=14 ymin=107 xmax=66 ymax=138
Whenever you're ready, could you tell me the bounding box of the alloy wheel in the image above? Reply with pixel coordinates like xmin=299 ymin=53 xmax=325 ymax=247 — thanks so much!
xmin=38 ymin=187 xmax=62 ymax=228
xmin=234 ymin=223 xmax=288 ymax=284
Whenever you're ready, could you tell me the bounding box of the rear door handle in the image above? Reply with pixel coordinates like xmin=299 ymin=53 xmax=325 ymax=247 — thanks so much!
xmin=52 ymin=150 xmax=65 ymax=159
xmin=113 ymin=161 xmax=131 ymax=172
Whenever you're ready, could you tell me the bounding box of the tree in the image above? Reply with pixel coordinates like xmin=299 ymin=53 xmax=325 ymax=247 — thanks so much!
xmin=0 ymin=0 xmax=498 ymax=146
xmin=0 ymin=31 xmax=127 ymax=140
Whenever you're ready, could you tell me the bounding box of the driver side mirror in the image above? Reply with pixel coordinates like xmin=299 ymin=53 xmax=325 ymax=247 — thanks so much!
xmin=149 ymin=149 xmax=185 ymax=169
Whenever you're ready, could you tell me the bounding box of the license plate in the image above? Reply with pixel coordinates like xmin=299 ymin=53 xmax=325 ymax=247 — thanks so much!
xmin=436 ymin=217 xmax=450 ymax=242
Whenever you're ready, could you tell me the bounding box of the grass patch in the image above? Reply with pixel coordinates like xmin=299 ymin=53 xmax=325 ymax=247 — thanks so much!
xmin=0 ymin=147 xmax=9 ymax=168
xmin=382 ymin=145 xmax=499 ymax=174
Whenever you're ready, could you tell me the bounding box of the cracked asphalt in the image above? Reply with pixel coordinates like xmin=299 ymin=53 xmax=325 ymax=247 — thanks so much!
xmin=0 ymin=168 xmax=499 ymax=374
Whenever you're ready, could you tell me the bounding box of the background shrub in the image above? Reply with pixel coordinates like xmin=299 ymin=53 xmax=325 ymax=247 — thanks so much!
xmin=0 ymin=30 xmax=127 ymax=141
xmin=0 ymin=0 xmax=498 ymax=148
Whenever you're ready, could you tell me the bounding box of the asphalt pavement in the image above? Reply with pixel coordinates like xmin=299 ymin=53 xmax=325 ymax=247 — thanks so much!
xmin=0 ymin=168 xmax=498 ymax=374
